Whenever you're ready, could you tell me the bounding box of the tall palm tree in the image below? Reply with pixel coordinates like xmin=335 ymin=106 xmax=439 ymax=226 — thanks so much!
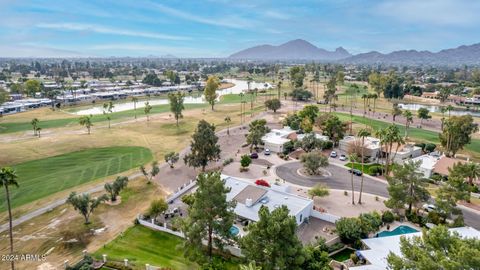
xmin=465 ymin=162 xmax=480 ymax=186
xmin=132 ymin=96 xmax=138 ymax=119
xmin=446 ymin=105 xmax=453 ymax=118
xmin=383 ymin=125 xmax=405 ymax=176
xmin=371 ymin=93 xmax=378 ymax=116
xmin=403 ymin=110 xmax=413 ymax=139
xmin=277 ymin=81 xmax=282 ymax=99
xmin=348 ymin=153 xmax=358 ymax=205
xmin=361 ymin=93 xmax=368 ymax=116
xmin=357 ymin=129 xmax=371 ymax=204
xmin=1 ymin=167 xmax=19 ymax=270
xmin=224 ymin=116 xmax=231 ymax=135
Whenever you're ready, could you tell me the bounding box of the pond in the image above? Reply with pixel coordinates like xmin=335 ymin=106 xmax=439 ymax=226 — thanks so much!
xmin=397 ymin=103 xmax=480 ymax=117
xmin=72 ymin=79 xmax=271 ymax=115
xmin=330 ymin=247 xmax=355 ymax=262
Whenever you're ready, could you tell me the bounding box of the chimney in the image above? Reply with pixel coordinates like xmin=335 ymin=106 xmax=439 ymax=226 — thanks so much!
xmin=245 ymin=198 xmax=253 ymax=207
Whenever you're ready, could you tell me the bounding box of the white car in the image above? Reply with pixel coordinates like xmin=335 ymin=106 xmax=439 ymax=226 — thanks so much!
xmin=423 ymin=204 xmax=436 ymax=212
xmin=339 ymin=154 xmax=347 ymax=161
xmin=330 ymin=151 xmax=337 ymax=158
xmin=264 ymin=148 xmax=271 ymax=155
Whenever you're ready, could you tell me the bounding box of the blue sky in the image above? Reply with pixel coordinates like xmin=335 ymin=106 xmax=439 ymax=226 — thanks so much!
xmin=1 ymin=0 xmax=480 ymax=57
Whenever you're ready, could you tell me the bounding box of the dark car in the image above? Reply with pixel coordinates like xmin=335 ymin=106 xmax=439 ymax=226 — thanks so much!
xmin=348 ymin=169 xmax=363 ymax=176
xmin=250 ymin=152 xmax=259 ymax=159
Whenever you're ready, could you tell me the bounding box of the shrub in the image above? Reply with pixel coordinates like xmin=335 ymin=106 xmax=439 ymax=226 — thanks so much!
xmin=407 ymin=211 xmax=425 ymax=226
xmin=450 ymin=215 xmax=465 ymax=228
xmin=239 ymin=167 xmax=249 ymax=172
xmin=414 ymin=143 xmax=426 ymax=151
xmin=255 ymin=179 xmax=270 ymax=187
xmin=323 ymin=140 xmax=334 ymax=149
xmin=359 ymin=211 xmax=382 ymax=232
xmin=424 ymin=143 xmax=436 ymax=153
xmin=427 ymin=211 xmax=442 ymax=225
xmin=283 ymin=140 xmax=295 ymax=154
xmin=350 ymin=253 xmax=359 ymax=264
xmin=327 ymin=242 xmax=345 ymax=253
xmin=240 ymin=155 xmax=252 ymax=168
xmin=344 ymin=190 xmax=348 ymax=196
xmin=222 ymin=158 xmax=234 ymax=166
xmin=368 ymin=165 xmax=383 ymax=176
xmin=382 ymin=210 xmax=395 ymax=223
xmin=335 ymin=217 xmax=365 ymax=244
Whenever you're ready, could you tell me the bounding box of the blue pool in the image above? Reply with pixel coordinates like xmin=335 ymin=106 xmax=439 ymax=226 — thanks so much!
xmin=376 ymin=225 xmax=418 ymax=237
xmin=230 ymin=225 xmax=240 ymax=236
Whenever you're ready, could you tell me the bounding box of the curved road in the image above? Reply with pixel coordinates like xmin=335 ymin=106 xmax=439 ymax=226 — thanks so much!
xmin=276 ymin=161 xmax=480 ymax=229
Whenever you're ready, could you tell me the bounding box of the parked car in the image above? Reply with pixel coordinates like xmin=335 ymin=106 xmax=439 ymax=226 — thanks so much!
xmin=264 ymin=148 xmax=271 ymax=155
xmin=250 ymin=152 xmax=259 ymax=159
xmin=330 ymin=151 xmax=337 ymax=158
xmin=348 ymin=169 xmax=363 ymax=176
xmin=423 ymin=204 xmax=436 ymax=212
xmin=339 ymin=154 xmax=347 ymax=161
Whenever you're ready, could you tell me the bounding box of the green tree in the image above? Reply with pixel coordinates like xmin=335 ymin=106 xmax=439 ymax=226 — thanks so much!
xmin=144 ymin=101 xmax=152 ymax=121
xmin=335 ymin=217 xmax=365 ymax=245
xmin=283 ymin=113 xmax=301 ymax=130
xmin=387 ymin=225 xmax=480 ymax=270
xmin=290 ymin=66 xmax=306 ymax=88
xmin=368 ymin=72 xmax=386 ymax=96
xmin=181 ymin=172 xmax=236 ymax=263
xmin=439 ymin=115 xmax=478 ymax=156
xmin=316 ymin=114 xmax=347 ymax=146
xmin=79 ymin=115 xmax=93 ymax=134
xmin=103 ymin=101 xmax=114 ymax=128
xmin=336 ymin=71 xmax=345 ymax=85
xmin=298 ymin=105 xmax=319 ymax=123
xmin=417 ymin=107 xmax=431 ymax=126
xmin=246 ymin=119 xmax=270 ymax=151
xmin=308 ymin=184 xmax=329 ymax=199
xmin=240 ymin=261 xmax=262 ymax=270
xmin=31 ymin=118 xmax=39 ymax=136
xmin=67 ymin=192 xmax=108 ymax=224
xmin=265 ymin=98 xmax=281 ymax=113
xmin=204 ymin=76 xmax=219 ymax=110
xmin=300 ymin=117 xmax=313 ymax=133
xmin=435 ymin=175 xmax=470 ymax=222
xmin=379 ymin=124 xmax=404 ymax=176
xmin=297 ymin=133 xmax=324 ymax=152
xmin=301 ymin=238 xmax=331 ymax=270
xmin=240 ymin=205 xmax=305 ymax=270
xmin=140 ymin=161 xmax=160 ymax=183
xmin=168 ymin=91 xmax=185 ymax=127
xmin=184 ymin=120 xmax=221 ymax=171
xmin=300 ymin=151 xmax=329 ymax=175
xmin=357 ymin=128 xmax=371 ymax=204
xmin=164 ymin=152 xmax=180 ymax=168
xmin=147 ymin=198 xmax=168 ymax=220
xmin=403 ymin=110 xmax=413 ymax=138
xmin=451 ymin=162 xmax=480 ymax=186
xmin=385 ymin=161 xmax=429 ymax=213
xmin=1 ymin=167 xmax=19 ymax=270
xmin=104 ymin=176 xmax=128 ymax=202
xmin=0 ymin=87 xmax=8 ymax=106
xmin=240 ymin=154 xmax=252 ymax=168
xmin=25 ymin=79 xmax=41 ymax=97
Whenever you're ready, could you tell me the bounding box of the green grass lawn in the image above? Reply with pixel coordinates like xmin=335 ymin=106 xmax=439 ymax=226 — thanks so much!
xmin=333 ymin=112 xmax=480 ymax=156
xmin=94 ymin=225 xmax=240 ymax=270
xmin=344 ymin=163 xmax=382 ymax=174
xmin=0 ymin=103 xmax=206 ymax=134
xmin=0 ymin=146 xmax=153 ymax=212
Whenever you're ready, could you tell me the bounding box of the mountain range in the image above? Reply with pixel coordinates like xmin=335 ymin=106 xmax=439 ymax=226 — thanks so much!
xmin=229 ymin=39 xmax=480 ymax=65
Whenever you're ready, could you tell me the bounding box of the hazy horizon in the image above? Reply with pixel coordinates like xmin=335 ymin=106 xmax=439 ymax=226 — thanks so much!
xmin=1 ymin=0 xmax=479 ymax=58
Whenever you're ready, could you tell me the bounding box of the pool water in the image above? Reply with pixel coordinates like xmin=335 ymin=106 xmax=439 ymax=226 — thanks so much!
xmin=377 ymin=225 xmax=418 ymax=237
xmin=230 ymin=226 xmax=240 ymax=236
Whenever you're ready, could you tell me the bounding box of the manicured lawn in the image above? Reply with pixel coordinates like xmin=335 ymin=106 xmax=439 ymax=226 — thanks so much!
xmin=344 ymin=163 xmax=382 ymax=174
xmin=94 ymin=225 xmax=240 ymax=270
xmin=0 ymin=103 xmax=206 ymax=134
xmin=0 ymin=146 xmax=153 ymax=212
xmin=333 ymin=112 xmax=480 ymax=156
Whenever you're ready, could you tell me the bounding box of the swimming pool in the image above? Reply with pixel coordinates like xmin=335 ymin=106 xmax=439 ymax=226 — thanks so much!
xmin=377 ymin=225 xmax=418 ymax=237
xmin=230 ymin=225 xmax=240 ymax=236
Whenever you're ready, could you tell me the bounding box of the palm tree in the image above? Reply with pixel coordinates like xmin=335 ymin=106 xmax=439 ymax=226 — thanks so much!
xmin=144 ymin=101 xmax=152 ymax=122
xmin=132 ymin=96 xmax=138 ymax=119
xmin=371 ymin=93 xmax=378 ymax=116
xmin=31 ymin=118 xmax=39 ymax=136
xmin=348 ymin=153 xmax=358 ymax=205
xmin=1 ymin=167 xmax=19 ymax=270
xmin=403 ymin=110 xmax=413 ymax=139
xmin=382 ymin=125 xmax=405 ymax=176
xmin=103 ymin=101 xmax=114 ymax=128
xmin=361 ymin=93 xmax=368 ymax=116
xmin=440 ymin=106 xmax=447 ymax=129
xmin=224 ymin=116 xmax=231 ymax=135
xmin=446 ymin=105 xmax=454 ymax=118
xmin=277 ymin=81 xmax=282 ymax=99
xmin=357 ymin=129 xmax=371 ymax=204
xmin=465 ymin=162 xmax=480 ymax=186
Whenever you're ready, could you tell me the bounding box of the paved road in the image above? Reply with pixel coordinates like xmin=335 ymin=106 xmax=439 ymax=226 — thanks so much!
xmin=276 ymin=161 xmax=480 ymax=229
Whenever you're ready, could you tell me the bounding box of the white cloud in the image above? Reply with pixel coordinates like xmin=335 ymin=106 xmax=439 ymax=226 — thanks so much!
xmin=150 ymin=2 xmax=253 ymax=29
xmin=264 ymin=10 xmax=290 ymax=20
xmin=36 ymin=23 xmax=191 ymax=40
xmin=374 ymin=0 xmax=480 ymax=26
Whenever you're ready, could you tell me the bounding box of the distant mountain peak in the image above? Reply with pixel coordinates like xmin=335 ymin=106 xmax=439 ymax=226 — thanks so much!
xmin=229 ymin=39 xmax=351 ymax=60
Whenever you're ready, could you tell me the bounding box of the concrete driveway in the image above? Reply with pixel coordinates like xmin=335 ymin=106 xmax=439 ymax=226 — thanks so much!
xmin=276 ymin=161 xmax=480 ymax=230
